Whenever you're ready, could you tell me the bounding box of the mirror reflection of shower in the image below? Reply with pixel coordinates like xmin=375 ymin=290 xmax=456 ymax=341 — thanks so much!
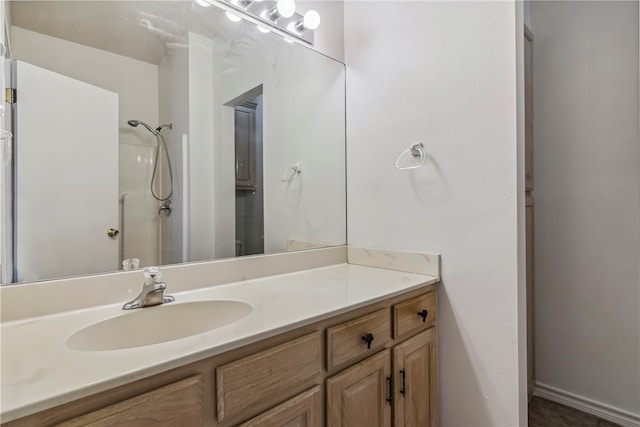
xmin=127 ymin=119 xmax=174 ymax=216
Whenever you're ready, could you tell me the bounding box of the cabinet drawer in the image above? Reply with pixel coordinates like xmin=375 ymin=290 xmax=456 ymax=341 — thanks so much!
xmin=217 ymin=332 xmax=322 ymax=423
xmin=56 ymin=376 xmax=203 ymax=427
xmin=393 ymin=292 xmax=436 ymax=339
xmin=239 ymin=386 xmax=322 ymax=427
xmin=326 ymin=308 xmax=391 ymax=370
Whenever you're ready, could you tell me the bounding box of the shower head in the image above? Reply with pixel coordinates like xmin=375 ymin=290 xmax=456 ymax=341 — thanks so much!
xmin=127 ymin=119 xmax=158 ymax=135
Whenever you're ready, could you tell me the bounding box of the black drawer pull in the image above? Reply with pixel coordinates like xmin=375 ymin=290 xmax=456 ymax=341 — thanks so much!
xmin=417 ymin=309 xmax=429 ymax=322
xmin=386 ymin=376 xmax=393 ymax=405
xmin=361 ymin=333 xmax=374 ymax=349
xmin=400 ymin=369 xmax=407 ymax=396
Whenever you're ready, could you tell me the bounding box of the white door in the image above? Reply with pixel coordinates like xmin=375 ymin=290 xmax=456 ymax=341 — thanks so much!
xmin=15 ymin=60 xmax=119 ymax=282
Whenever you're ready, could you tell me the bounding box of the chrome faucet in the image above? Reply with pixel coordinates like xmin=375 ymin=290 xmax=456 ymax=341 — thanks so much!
xmin=123 ymin=267 xmax=175 ymax=310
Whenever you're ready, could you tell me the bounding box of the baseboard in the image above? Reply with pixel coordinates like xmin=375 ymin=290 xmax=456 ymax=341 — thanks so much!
xmin=534 ymin=382 xmax=640 ymax=427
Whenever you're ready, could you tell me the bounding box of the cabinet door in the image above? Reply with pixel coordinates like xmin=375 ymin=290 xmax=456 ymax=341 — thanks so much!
xmin=239 ymin=386 xmax=322 ymax=427
xmin=326 ymin=350 xmax=391 ymax=427
xmin=56 ymin=376 xmax=203 ymax=427
xmin=217 ymin=332 xmax=321 ymax=423
xmin=393 ymin=329 xmax=436 ymax=427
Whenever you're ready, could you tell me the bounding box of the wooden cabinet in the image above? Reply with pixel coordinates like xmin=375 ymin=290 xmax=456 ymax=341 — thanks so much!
xmin=393 ymin=292 xmax=436 ymax=339
xmin=326 ymin=325 xmax=437 ymax=427
xmin=239 ymin=386 xmax=322 ymax=427
xmin=326 ymin=308 xmax=391 ymax=370
xmin=393 ymin=329 xmax=436 ymax=427
xmin=56 ymin=376 xmax=203 ymax=427
xmin=216 ymin=332 xmax=321 ymax=423
xmin=326 ymin=350 xmax=392 ymax=427
xmin=5 ymin=287 xmax=437 ymax=427
xmin=326 ymin=292 xmax=438 ymax=427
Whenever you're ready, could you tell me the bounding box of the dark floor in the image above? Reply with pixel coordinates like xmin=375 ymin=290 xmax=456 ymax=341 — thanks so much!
xmin=529 ymin=397 xmax=620 ymax=427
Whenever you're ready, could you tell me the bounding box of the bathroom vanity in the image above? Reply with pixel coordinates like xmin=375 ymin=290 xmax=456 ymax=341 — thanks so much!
xmin=0 ymin=248 xmax=439 ymax=427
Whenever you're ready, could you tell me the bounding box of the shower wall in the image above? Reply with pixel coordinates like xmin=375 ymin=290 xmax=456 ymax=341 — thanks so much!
xmin=158 ymin=32 xmax=220 ymax=265
xmin=158 ymin=45 xmax=190 ymax=266
xmin=11 ymin=27 xmax=161 ymax=269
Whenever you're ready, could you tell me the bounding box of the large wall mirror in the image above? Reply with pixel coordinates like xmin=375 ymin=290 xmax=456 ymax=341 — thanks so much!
xmin=1 ymin=0 xmax=346 ymax=284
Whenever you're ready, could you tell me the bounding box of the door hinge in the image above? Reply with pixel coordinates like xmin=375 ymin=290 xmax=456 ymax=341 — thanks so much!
xmin=5 ymin=88 xmax=16 ymax=104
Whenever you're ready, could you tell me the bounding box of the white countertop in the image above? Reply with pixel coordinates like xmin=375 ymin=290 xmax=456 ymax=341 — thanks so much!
xmin=0 ymin=263 xmax=438 ymax=422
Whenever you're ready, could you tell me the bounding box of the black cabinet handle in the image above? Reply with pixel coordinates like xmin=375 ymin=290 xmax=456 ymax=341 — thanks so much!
xmin=400 ymin=369 xmax=407 ymax=396
xmin=386 ymin=376 xmax=393 ymax=405
xmin=362 ymin=333 xmax=374 ymax=349
xmin=417 ymin=309 xmax=429 ymax=322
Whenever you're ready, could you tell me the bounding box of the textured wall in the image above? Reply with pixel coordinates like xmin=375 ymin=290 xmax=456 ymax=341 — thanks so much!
xmin=344 ymin=2 xmax=525 ymax=425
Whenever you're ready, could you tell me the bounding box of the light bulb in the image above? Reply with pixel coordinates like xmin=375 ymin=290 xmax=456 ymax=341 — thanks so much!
xmin=276 ymin=0 xmax=295 ymax=18
xmin=226 ymin=11 xmax=242 ymax=22
xmin=195 ymin=0 xmax=212 ymax=7
xmin=303 ymin=10 xmax=320 ymax=30
xmin=257 ymin=24 xmax=271 ymax=33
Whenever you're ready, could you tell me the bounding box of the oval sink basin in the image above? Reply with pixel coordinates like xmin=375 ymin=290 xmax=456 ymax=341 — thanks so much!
xmin=67 ymin=300 xmax=252 ymax=351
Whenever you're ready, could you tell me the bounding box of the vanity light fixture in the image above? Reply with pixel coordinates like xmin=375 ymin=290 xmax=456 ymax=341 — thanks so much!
xmin=213 ymin=0 xmax=318 ymax=45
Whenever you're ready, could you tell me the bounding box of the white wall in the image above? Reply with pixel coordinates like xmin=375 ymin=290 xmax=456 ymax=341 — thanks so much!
xmin=344 ymin=2 xmax=525 ymax=425
xmin=531 ymin=1 xmax=640 ymax=420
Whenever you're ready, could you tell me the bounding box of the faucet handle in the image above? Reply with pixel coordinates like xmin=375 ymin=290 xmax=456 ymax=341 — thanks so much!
xmin=143 ymin=266 xmax=162 ymax=284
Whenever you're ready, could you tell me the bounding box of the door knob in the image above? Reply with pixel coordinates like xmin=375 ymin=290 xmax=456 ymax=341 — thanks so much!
xmin=107 ymin=228 xmax=120 ymax=238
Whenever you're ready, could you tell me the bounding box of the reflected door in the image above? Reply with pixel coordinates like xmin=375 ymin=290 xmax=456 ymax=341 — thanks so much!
xmin=14 ymin=60 xmax=119 ymax=282
xmin=234 ymin=99 xmax=264 ymax=256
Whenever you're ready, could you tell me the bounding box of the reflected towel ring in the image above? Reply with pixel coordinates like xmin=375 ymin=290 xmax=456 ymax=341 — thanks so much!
xmin=281 ymin=163 xmax=302 ymax=182
xmin=395 ymin=143 xmax=425 ymax=170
